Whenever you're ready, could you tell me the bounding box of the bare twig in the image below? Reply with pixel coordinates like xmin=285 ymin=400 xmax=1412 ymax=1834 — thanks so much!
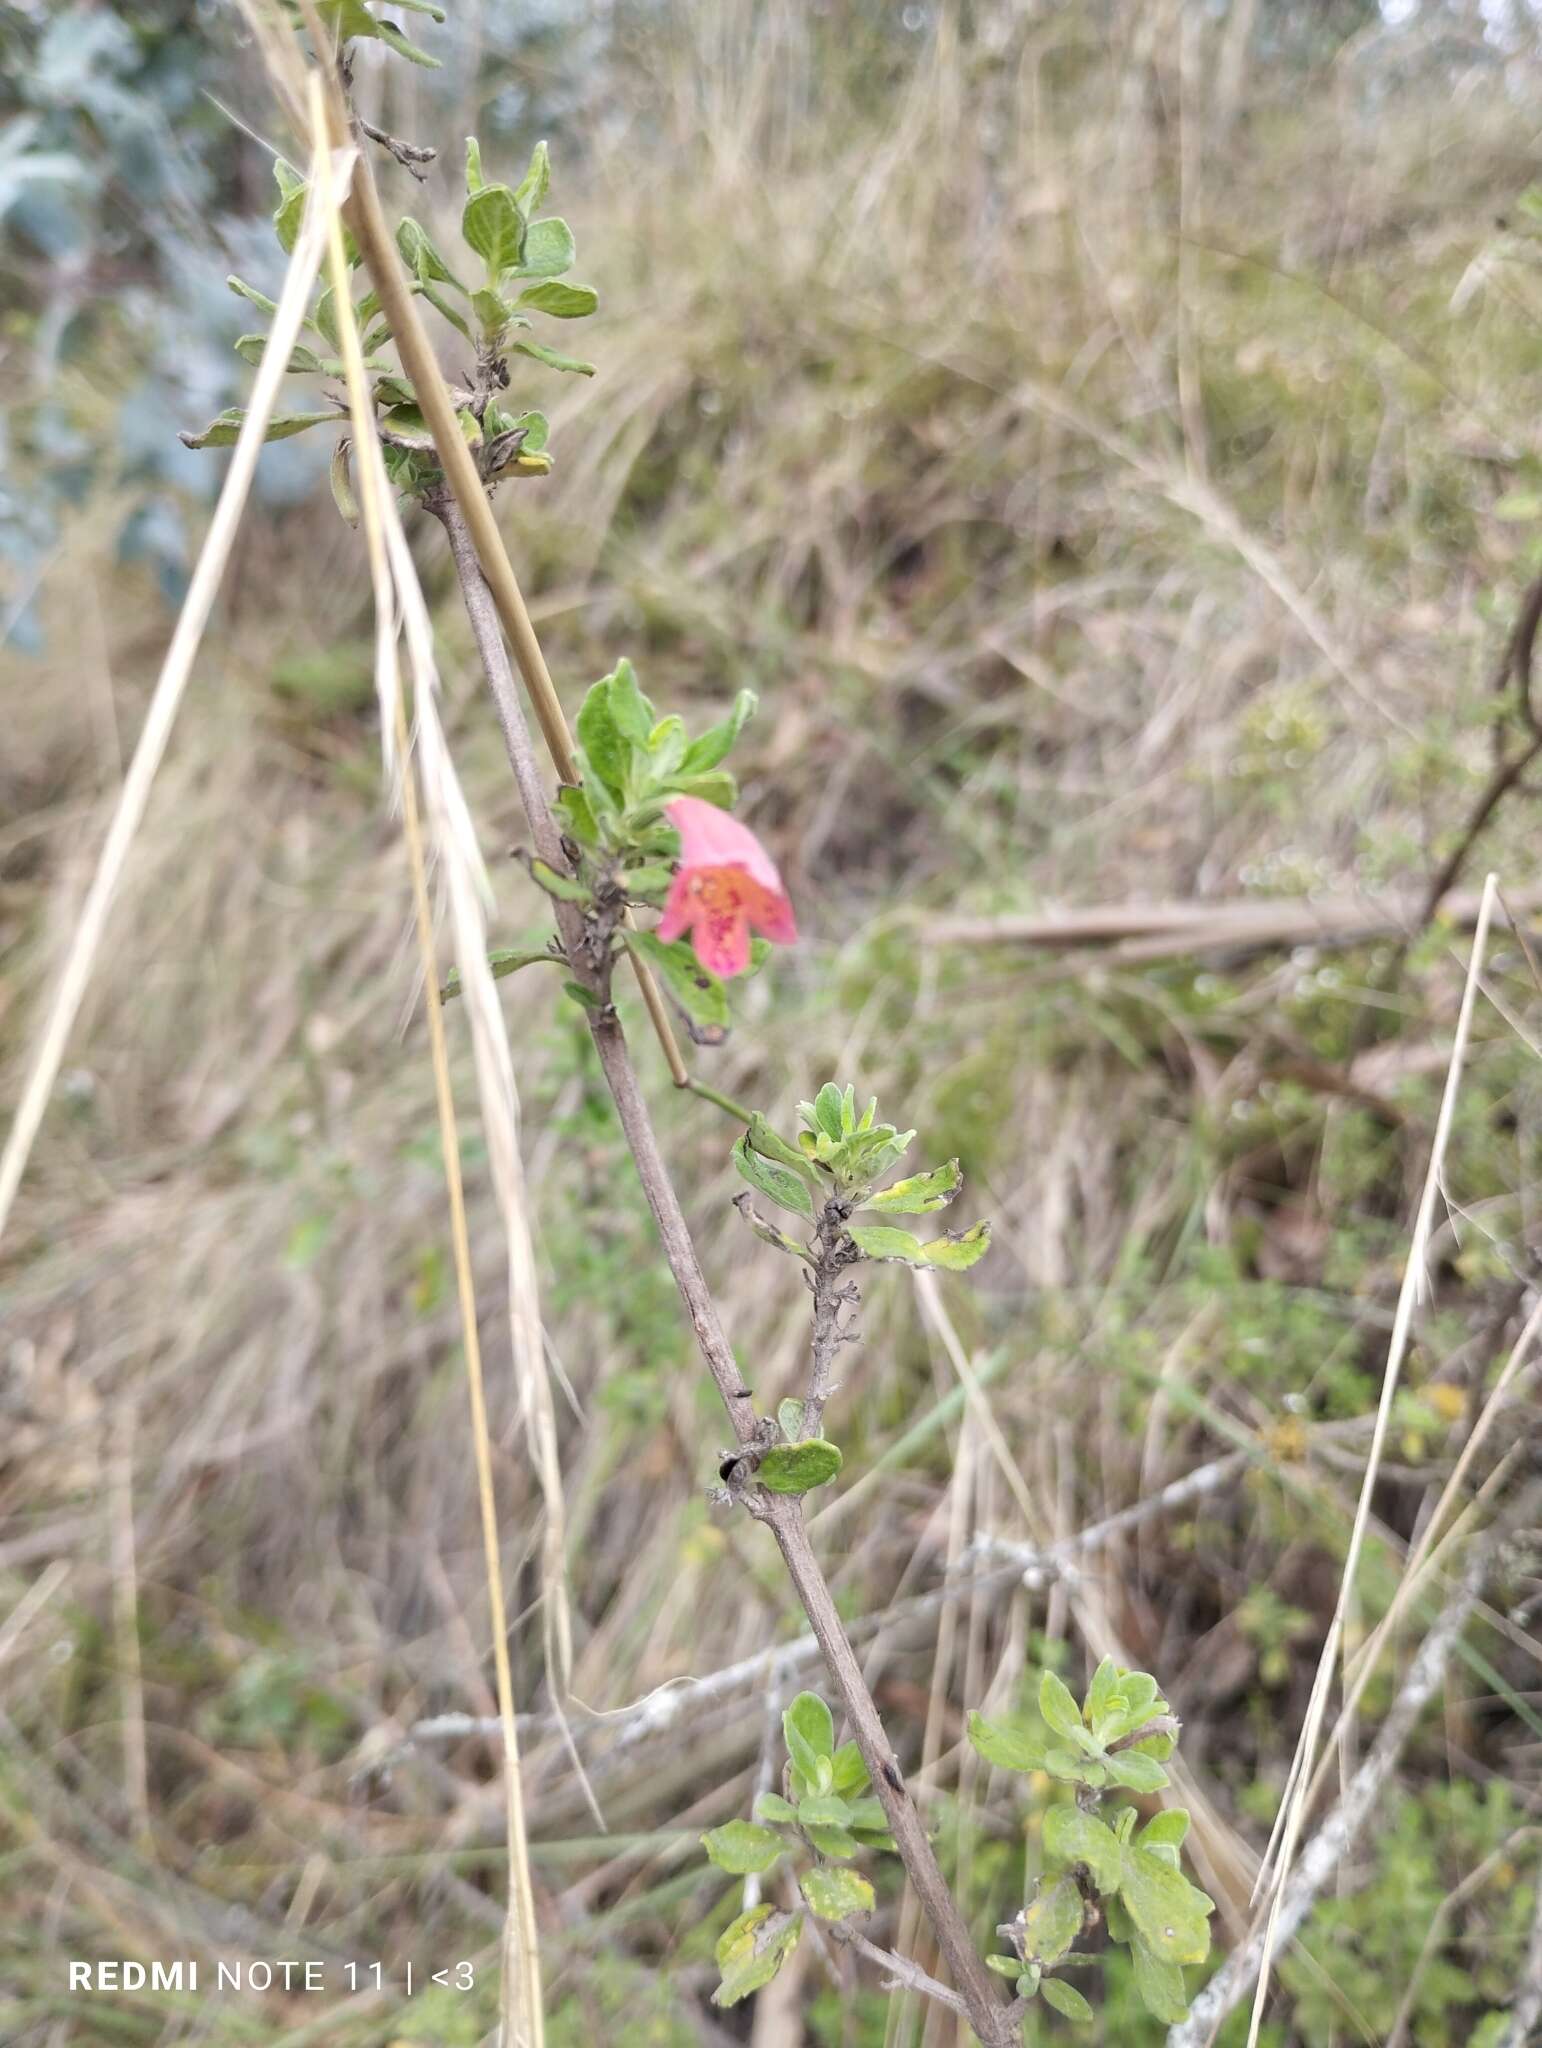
xmin=829 ymin=1925 xmax=971 ymax=2018
xmin=1165 ymin=1524 xmax=1506 ymax=2048
xmin=803 ymin=1198 xmax=862 ymax=1436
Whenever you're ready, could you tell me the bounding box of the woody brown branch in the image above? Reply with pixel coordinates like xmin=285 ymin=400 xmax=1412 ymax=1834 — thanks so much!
xmin=431 ymin=488 xmax=1014 ymax=2043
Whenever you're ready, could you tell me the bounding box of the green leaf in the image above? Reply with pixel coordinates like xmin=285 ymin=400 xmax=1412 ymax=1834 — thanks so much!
xmin=1044 ymin=1747 xmax=1105 ymax=1787
xmin=1117 ymin=1847 xmax=1214 ymax=1968
xmin=513 ymin=139 xmax=551 ymax=218
xmin=801 ymin=1823 xmax=857 ymax=1859
xmin=328 ymin=440 xmax=358 ymax=527
xmin=464 ymin=135 xmax=484 ymax=194
xmin=575 ymin=676 xmax=628 ymax=797
xmin=509 ymin=216 xmax=575 ymax=278
xmin=512 ymin=336 xmax=595 ymax=377
xmin=785 ymin=1692 xmax=834 ymax=1760
xmin=987 ymin=1954 xmax=1022 ymax=1980
xmin=273 ymin=160 xmax=306 ymax=253
xmin=1103 ymin=1749 xmax=1170 ymax=1793
xmin=845 ymin=1797 xmax=888 ymax=1832
xmin=234 ymin=333 xmax=324 ymax=374
xmin=1131 ymin=1939 xmax=1190 ymax=2023
xmin=830 ymin=1741 xmax=870 ymax=1796
xmin=562 ymin=981 xmax=602 ymax=1013
xmin=555 ymin=784 xmax=599 ymax=847
xmin=606 ymin=658 xmax=656 ymax=743
xmin=794 ymin=1794 xmax=853 ymax=1827
xmin=713 ymin=1910 xmax=802 ymax=2007
xmin=758 ymin=1440 xmax=842 ymax=1495
xmin=1085 ymin=1656 xmax=1122 ymax=1724
xmin=516 ymin=280 xmax=597 ymax=318
xmin=747 ymin=1115 xmax=816 ymax=1177
xmin=680 ymin=688 xmax=757 ymax=774
xmin=701 ymin=1821 xmax=784 ymax=1876
xmin=1042 ymin=1806 xmax=1122 ymax=1894
xmin=623 ymin=865 xmax=673 ymax=898
xmin=440 ymin=949 xmax=561 ymax=1003
xmin=778 ymin=1397 xmax=807 ymax=1441
xmin=846 ymin=1224 xmax=926 ymax=1263
xmin=472 ymin=287 xmax=513 ymax=338
xmin=966 ymin=1710 xmax=1048 ymax=1774
xmin=463 ymin=184 xmax=525 ymax=276
xmin=733 ymin=1135 xmax=815 ymax=1219
xmin=629 ymin=931 xmax=730 ymax=1035
xmin=863 ymin=1159 xmax=961 ymax=1215
xmin=812 ymin=1083 xmax=846 ymax=1140
xmin=529 ymin=858 xmax=592 ymax=904
xmin=917 ymin=1221 xmax=991 ymax=1271
xmin=393 ymin=218 xmax=460 ymax=290
xmin=754 ymin=1792 xmax=797 ymax=1825
xmin=716 ymin=1904 xmax=772 ymax=1970
xmin=1106 ymin=1894 xmax=1134 ymax=1943
xmin=178 ymin=408 xmax=335 ymax=451
xmin=663 ymin=768 xmax=737 ymax=808
xmin=1039 ymin=1671 xmax=1085 ymax=1745
xmin=226 ymin=274 xmax=277 ymax=317
xmin=1020 ymin=1877 xmax=1083 ymax=1966
xmin=800 ymin=1867 xmax=874 ymax=1923
xmin=1138 ymin=1809 xmax=1190 ymax=1855
xmin=375 ymin=18 xmax=440 ymax=64
xmin=1039 ymin=1978 xmax=1093 ymax=2024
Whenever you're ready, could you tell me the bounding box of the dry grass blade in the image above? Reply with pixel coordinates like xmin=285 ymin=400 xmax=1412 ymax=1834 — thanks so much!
xmin=0 ymin=156 xmax=333 ymax=1243
xmin=306 ymin=81 xmax=547 ymax=2043
xmin=1241 ymin=872 xmax=1501 ymax=2046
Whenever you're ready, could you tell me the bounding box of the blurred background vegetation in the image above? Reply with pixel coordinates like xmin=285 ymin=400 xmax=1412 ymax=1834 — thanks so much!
xmin=3 ymin=1 xmax=1542 ymax=2043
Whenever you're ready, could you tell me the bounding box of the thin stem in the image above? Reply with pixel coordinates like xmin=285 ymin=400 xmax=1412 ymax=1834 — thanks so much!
xmin=433 ymin=490 xmax=1012 ymax=2043
xmin=830 ymin=1926 xmax=971 ymax=2019
xmin=684 ymin=1075 xmax=760 ymax=1126
xmin=804 ymin=1199 xmax=861 ymax=1439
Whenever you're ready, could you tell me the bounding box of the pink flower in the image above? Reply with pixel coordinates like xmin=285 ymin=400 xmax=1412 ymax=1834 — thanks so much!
xmin=656 ymin=795 xmax=797 ymax=978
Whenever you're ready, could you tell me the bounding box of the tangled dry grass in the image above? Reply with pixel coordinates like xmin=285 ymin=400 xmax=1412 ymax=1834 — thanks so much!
xmin=3 ymin=4 xmax=1542 ymax=2043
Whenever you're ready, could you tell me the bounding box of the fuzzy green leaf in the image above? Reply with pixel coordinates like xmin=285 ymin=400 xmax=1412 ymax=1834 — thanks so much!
xmin=966 ymin=1710 xmax=1048 ymax=1774
xmin=830 ymin=1741 xmax=870 ymax=1796
xmin=178 ymin=408 xmax=334 ymax=451
xmin=629 ymin=932 xmax=730 ymax=1033
xmin=701 ymin=1821 xmax=784 ymax=1876
xmin=862 ymin=1159 xmax=961 ymax=1215
xmin=1020 ymin=1877 xmax=1082 ymax=1966
xmin=1042 ymin=1805 xmax=1122 ymax=1894
xmin=512 ymin=335 xmax=595 ymax=377
xmin=508 ymin=216 xmax=575 ymax=278
xmin=1117 ymin=1847 xmax=1213 ymax=1968
xmin=757 ymin=1439 xmax=842 ymax=1495
xmin=785 ymin=1692 xmax=835 ymax=1760
xmin=1131 ymin=1939 xmax=1190 ymax=2022
xmin=713 ymin=1910 xmax=802 ymax=2007
xmin=513 ymin=139 xmax=551 ymax=218
xmin=463 ymin=184 xmax=525 ymax=276
xmin=679 ymin=688 xmax=757 ymax=775
xmin=733 ymin=1135 xmax=815 ymax=1219
xmin=801 ymin=1822 xmax=858 ymax=1859
xmin=801 ymin=1866 xmax=874 ymax=1923
xmin=1039 ymin=1978 xmax=1093 ymax=2024
xmin=516 ymin=280 xmax=597 ymax=318
xmin=917 ymin=1221 xmax=991 ymax=1271
xmin=754 ymin=1792 xmax=797 ymax=1825
xmin=1103 ymin=1749 xmax=1170 ymax=1793
xmin=1039 ymin=1671 xmax=1085 ymax=1745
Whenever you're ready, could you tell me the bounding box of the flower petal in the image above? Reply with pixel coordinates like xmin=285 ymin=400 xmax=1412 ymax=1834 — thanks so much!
xmin=656 ymin=869 xmax=694 ymax=944
xmin=665 ymin=794 xmax=786 ymax=898
xmin=692 ymin=907 xmax=752 ymax=978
